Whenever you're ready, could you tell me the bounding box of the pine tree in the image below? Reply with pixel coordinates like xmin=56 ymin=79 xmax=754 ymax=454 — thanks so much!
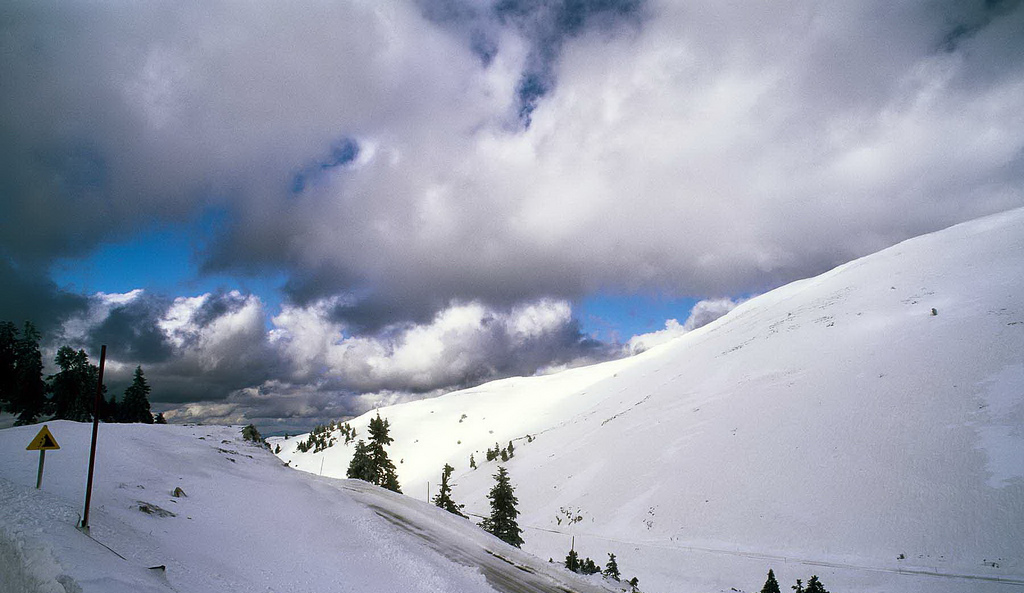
xmin=12 ymin=322 xmax=46 ymax=425
xmin=155 ymin=412 xmax=167 ymax=424
xmin=480 ymin=466 xmax=523 ymax=547
xmin=367 ymin=412 xmax=401 ymax=492
xmin=469 ymin=453 xmax=476 ymax=469
xmin=603 ymin=553 xmax=620 ymax=580
xmin=102 ymin=394 xmax=120 ymax=423
xmin=564 ymin=549 xmax=580 ymax=572
xmin=500 ymin=447 xmax=509 ymax=462
xmin=792 ymin=579 xmax=804 ymax=593
xmin=628 ymin=576 xmax=640 ymax=592
xmin=804 ymin=576 xmax=828 ymax=593
xmin=432 ymin=463 xmax=466 ymax=517
xmin=581 ymin=557 xmax=600 ymax=575
xmin=347 ymin=439 xmax=376 ymax=482
xmin=121 ymin=366 xmax=153 ymax=423
xmin=507 ymin=440 xmax=514 ymax=457
xmin=50 ymin=346 xmax=102 ymax=422
xmin=0 ymin=322 xmax=17 ymax=408
xmin=761 ymin=569 xmax=781 ymax=593
xmin=0 ymin=322 xmax=47 ymax=425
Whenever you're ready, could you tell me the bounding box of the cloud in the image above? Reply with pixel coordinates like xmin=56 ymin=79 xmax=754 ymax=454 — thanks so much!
xmin=53 ymin=289 xmax=278 ymax=403
xmin=272 ymin=297 xmax=614 ymax=393
xmin=50 ymin=291 xmax=616 ymax=427
xmin=3 ymin=1 xmax=1024 ymax=428
xmin=5 ymin=0 xmax=1021 ymax=331
xmin=0 ymin=255 xmax=88 ymax=335
xmin=626 ymin=297 xmax=741 ymax=354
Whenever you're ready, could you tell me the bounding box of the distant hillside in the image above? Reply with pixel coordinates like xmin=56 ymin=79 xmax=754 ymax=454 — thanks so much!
xmin=276 ymin=207 xmax=1024 ymax=593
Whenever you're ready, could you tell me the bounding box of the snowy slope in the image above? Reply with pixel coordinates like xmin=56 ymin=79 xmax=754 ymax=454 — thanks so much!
xmin=0 ymin=421 xmax=622 ymax=593
xmin=276 ymin=207 xmax=1024 ymax=593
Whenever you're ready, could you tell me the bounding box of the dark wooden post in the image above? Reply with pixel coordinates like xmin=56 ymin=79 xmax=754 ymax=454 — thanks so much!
xmin=80 ymin=344 xmax=106 ymax=531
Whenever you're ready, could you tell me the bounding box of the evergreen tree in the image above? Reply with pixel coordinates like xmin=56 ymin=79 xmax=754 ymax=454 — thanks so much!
xmin=500 ymin=447 xmax=509 ymax=462
xmin=0 ymin=322 xmax=47 ymax=425
xmin=603 ymin=553 xmax=620 ymax=580
xmin=121 ymin=366 xmax=153 ymax=423
xmin=804 ymin=576 xmax=828 ymax=593
xmin=347 ymin=439 xmax=376 ymax=482
xmin=507 ymin=440 xmax=514 ymax=457
xmin=102 ymin=394 xmax=121 ymax=423
xmin=469 ymin=453 xmax=476 ymax=469
xmin=50 ymin=346 xmax=102 ymax=422
xmin=628 ymin=576 xmax=640 ymax=592
xmin=366 ymin=412 xmax=401 ymax=492
xmin=761 ymin=569 xmax=781 ymax=593
xmin=792 ymin=579 xmax=804 ymax=593
xmin=564 ymin=549 xmax=580 ymax=572
xmin=432 ymin=463 xmax=466 ymax=517
xmin=581 ymin=557 xmax=600 ymax=575
xmin=12 ymin=322 xmax=46 ymax=425
xmin=0 ymin=321 xmax=17 ymax=408
xmin=480 ymin=466 xmax=524 ymax=547
xmin=155 ymin=412 xmax=167 ymax=424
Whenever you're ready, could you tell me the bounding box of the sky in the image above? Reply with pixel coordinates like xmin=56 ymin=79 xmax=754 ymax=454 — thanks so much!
xmin=2 ymin=0 xmax=1023 ymax=433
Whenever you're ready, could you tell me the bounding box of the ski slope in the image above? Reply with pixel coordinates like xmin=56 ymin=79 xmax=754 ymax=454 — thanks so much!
xmin=0 ymin=421 xmax=623 ymax=593
xmin=277 ymin=207 xmax=1024 ymax=593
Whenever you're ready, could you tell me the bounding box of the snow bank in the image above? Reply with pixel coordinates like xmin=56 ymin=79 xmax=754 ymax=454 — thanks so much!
xmin=0 ymin=422 xmax=619 ymax=593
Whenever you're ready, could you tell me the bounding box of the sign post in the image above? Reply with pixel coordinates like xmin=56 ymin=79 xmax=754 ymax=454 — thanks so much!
xmin=80 ymin=344 xmax=106 ymax=531
xmin=26 ymin=424 xmax=61 ymax=489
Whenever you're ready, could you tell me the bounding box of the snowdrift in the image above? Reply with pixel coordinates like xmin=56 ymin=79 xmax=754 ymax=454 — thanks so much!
xmin=277 ymin=208 xmax=1024 ymax=593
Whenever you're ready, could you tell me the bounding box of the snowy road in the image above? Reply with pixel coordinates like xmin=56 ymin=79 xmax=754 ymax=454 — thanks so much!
xmin=337 ymin=480 xmax=618 ymax=593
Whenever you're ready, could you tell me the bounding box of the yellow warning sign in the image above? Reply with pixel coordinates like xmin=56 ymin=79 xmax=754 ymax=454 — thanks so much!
xmin=26 ymin=425 xmax=60 ymax=451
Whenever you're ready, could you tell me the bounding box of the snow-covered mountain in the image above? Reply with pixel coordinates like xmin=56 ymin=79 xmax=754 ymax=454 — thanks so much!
xmin=276 ymin=207 xmax=1024 ymax=593
xmin=0 ymin=421 xmax=622 ymax=593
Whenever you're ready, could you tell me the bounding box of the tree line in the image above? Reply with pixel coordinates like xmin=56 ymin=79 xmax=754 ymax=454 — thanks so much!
xmin=0 ymin=320 xmax=160 ymax=425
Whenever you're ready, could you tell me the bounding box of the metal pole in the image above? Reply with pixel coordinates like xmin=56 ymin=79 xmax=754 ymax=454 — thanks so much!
xmin=80 ymin=344 xmax=106 ymax=531
xmin=36 ymin=450 xmax=45 ymax=489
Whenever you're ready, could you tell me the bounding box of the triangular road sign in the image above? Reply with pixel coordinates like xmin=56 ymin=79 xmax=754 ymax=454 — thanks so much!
xmin=26 ymin=425 xmax=60 ymax=451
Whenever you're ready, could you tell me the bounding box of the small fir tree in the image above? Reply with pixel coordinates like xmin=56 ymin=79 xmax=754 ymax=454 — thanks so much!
xmin=804 ymin=576 xmax=829 ymax=593
xmin=432 ymin=463 xmax=466 ymax=517
xmin=564 ymin=549 xmax=580 ymax=572
xmin=603 ymin=553 xmax=620 ymax=580
xmin=761 ymin=569 xmax=781 ymax=593
xmin=500 ymin=447 xmax=509 ymax=462
xmin=507 ymin=440 xmax=514 ymax=457
xmin=367 ymin=412 xmax=401 ymax=492
xmin=581 ymin=557 xmax=600 ymax=575
xmin=121 ymin=366 xmax=154 ymax=423
xmin=792 ymin=579 xmax=804 ymax=593
xmin=628 ymin=576 xmax=640 ymax=592
xmin=480 ymin=466 xmax=524 ymax=547
xmin=154 ymin=412 xmax=167 ymax=424
xmin=347 ymin=440 xmax=376 ymax=482
xmin=469 ymin=453 xmax=476 ymax=469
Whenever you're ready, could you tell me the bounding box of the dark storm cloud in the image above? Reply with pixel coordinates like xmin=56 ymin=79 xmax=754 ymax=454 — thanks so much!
xmin=0 ymin=256 xmax=88 ymax=334
xmin=86 ymin=294 xmax=174 ymax=363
